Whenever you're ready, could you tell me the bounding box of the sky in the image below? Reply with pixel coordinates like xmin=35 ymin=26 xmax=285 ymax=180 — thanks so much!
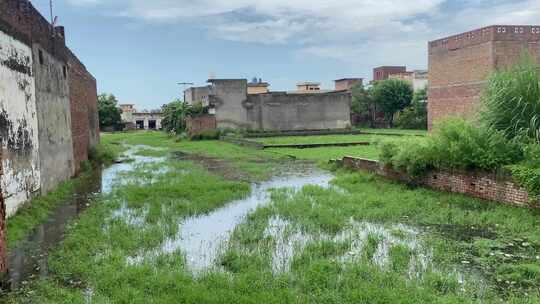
xmin=31 ymin=0 xmax=540 ymax=110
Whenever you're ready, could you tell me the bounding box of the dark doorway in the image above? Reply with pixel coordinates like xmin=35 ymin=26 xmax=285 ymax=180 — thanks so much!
xmin=148 ymin=120 xmax=157 ymax=130
xmin=136 ymin=120 xmax=144 ymax=129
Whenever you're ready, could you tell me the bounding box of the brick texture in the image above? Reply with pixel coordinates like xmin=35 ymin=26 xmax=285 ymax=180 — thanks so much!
xmin=342 ymin=157 xmax=532 ymax=207
xmin=0 ymin=0 xmax=100 ymax=174
xmin=428 ymin=25 xmax=540 ymax=130
xmin=186 ymin=115 xmax=217 ymax=137
xmin=68 ymin=50 xmax=99 ymax=173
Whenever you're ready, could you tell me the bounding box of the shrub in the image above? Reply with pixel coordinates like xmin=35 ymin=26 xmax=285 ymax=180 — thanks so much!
xmin=89 ymin=143 xmax=119 ymax=164
xmin=379 ymin=118 xmax=524 ymax=176
xmin=507 ymin=144 xmax=540 ymax=203
xmin=481 ymin=54 xmax=540 ymax=143
xmin=189 ymin=129 xmax=221 ymax=141
xmin=388 ymin=138 xmax=435 ymax=177
xmin=431 ymin=118 xmax=523 ymax=171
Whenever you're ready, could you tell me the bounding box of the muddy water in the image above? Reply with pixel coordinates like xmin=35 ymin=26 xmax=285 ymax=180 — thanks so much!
xmin=127 ymin=169 xmax=334 ymax=272
xmin=6 ymin=145 xmax=163 ymax=290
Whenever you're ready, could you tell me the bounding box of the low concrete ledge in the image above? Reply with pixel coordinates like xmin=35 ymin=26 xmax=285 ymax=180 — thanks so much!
xmin=220 ymin=136 xmax=265 ymax=150
xmin=263 ymin=142 xmax=371 ymax=149
xmin=341 ymin=156 xmax=533 ymax=208
xmin=244 ymin=129 xmax=362 ymax=138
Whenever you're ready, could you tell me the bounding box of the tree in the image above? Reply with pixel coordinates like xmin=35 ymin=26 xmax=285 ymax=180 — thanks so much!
xmin=98 ymin=94 xmax=122 ymax=130
xmin=351 ymin=84 xmax=376 ymax=127
xmin=395 ymin=88 xmax=428 ymax=130
xmin=371 ymin=79 xmax=413 ymax=127
xmin=161 ymin=99 xmax=206 ymax=134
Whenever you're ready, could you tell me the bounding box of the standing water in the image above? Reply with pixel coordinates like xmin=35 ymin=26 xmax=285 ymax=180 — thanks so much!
xmin=5 ymin=145 xmax=163 ymax=290
xmin=127 ymin=168 xmax=334 ymax=272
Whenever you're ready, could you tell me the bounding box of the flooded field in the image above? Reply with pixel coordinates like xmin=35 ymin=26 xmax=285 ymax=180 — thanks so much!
xmin=3 ymin=132 xmax=539 ymax=303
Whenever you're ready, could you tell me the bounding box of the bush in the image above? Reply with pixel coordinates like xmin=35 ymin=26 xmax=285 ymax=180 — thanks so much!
xmin=507 ymin=144 xmax=540 ymax=203
xmin=189 ymin=130 xmax=221 ymax=141
xmin=481 ymin=54 xmax=540 ymax=143
xmin=431 ymin=118 xmax=523 ymax=171
xmin=89 ymin=143 xmax=119 ymax=164
xmin=379 ymin=118 xmax=524 ymax=176
xmin=371 ymin=79 xmax=413 ymax=127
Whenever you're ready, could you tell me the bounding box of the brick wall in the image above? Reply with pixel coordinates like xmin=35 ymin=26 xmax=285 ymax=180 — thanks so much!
xmin=428 ymin=25 xmax=540 ymax=130
xmin=186 ymin=115 xmax=217 ymax=137
xmin=373 ymin=66 xmax=406 ymax=81
xmin=68 ymin=50 xmax=99 ymax=173
xmin=342 ymin=156 xmax=531 ymax=207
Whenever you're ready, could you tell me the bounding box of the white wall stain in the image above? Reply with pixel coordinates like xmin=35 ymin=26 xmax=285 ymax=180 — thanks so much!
xmin=0 ymin=30 xmax=41 ymax=217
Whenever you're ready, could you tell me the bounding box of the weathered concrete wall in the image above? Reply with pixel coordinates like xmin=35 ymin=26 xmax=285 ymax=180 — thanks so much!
xmin=33 ymin=44 xmax=74 ymax=194
xmin=428 ymin=25 xmax=540 ymax=130
xmin=185 ymin=86 xmax=210 ymax=107
xmin=209 ymin=79 xmax=249 ymax=129
xmin=0 ymin=0 xmax=99 ymax=214
xmin=247 ymin=92 xmax=352 ymax=131
xmin=68 ymin=50 xmax=99 ymax=172
xmin=0 ymin=147 xmax=7 ymax=281
xmin=209 ymin=79 xmax=351 ymax=131
xmin=0 ymin=29 xmax=41 ymax=216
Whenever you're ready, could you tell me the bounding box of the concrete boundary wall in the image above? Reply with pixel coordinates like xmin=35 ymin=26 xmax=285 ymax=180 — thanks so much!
xmin=0 ymin=0 xmax=99 ymax=216
xmin=33 ymin=43 xmax=75 ymax=194
xmin=0 ymin=29 xmax=41 ymax=217
xmin=342 ymin=156 xmax=532 ymax=207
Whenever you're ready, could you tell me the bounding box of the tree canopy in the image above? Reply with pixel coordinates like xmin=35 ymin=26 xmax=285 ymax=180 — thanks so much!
xmin=98 ymin=94 xmax=122 ymax=130
xmin=372 ymin=79 xmax=413 ymax=127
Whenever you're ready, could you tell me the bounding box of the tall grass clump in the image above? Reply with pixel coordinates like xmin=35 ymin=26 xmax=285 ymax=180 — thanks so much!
xmin=481 ymin=54 xmax=540 ymax=143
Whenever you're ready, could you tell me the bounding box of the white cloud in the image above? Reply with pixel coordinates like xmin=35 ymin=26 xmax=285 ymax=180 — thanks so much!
xmin=66 ymin=0 xmax=540 ymax=68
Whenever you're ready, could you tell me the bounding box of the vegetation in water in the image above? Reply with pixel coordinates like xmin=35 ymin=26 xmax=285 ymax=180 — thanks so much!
xmin=3 ymin=131 xmax=538 ymax=303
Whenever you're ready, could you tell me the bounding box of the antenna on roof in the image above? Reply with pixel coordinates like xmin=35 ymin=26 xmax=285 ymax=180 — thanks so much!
xmin=49 ymin=0 xmax=59 ymax=36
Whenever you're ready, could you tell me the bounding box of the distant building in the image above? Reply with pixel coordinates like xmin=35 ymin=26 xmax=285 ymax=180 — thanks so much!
xmin=184 ymin=86 xmax=211 ymax=107
xmin=373 ymin=66 xmax=407 ymax=82
xmin=334 ymin=78 xmax=363 ymax=91
xmin=428 ymin=25 xmax=540 ymax=130
xmin=206 ymin=79 xmax=351 ymax=131
xmin=296 ymin=82 xmax=321 ymax=92
xmin=247 ymin=78 xmax=270 ymax=94
xmin=388 ymin=70 xmax=428 ymax=92
xmin=120 ymin=104 xmax=163 ymax=130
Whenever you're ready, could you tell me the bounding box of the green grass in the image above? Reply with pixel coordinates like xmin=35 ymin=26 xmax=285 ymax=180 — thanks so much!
xmin=102 ymin=131 xmax=285 ymax=180
xmin=5 ymin=131 xmax=538 ymax=303
xmin=6 ymin=169 xmax=96 ymax=249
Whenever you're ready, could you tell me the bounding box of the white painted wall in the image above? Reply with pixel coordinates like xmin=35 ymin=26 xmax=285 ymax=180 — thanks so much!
xmin=0 ymin=30 xmax=41 ymax=217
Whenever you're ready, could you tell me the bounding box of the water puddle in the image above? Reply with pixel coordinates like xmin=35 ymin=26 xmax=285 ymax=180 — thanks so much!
xmin=264 ymin=216 xmax=432 ymax=278
xmin=5 ymin=145 xmax=163 ymax=290
xmin=126 ymin=169 xmax=334 ymax=272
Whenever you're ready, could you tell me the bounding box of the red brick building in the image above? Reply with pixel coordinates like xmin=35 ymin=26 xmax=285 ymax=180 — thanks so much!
xmin=428 ymin=25 xmax=540 ymax=130
xmin=334 ymin=78 xmax=363 ymax=91
xmin=373 ymin=66 xmax=406 ymax=82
